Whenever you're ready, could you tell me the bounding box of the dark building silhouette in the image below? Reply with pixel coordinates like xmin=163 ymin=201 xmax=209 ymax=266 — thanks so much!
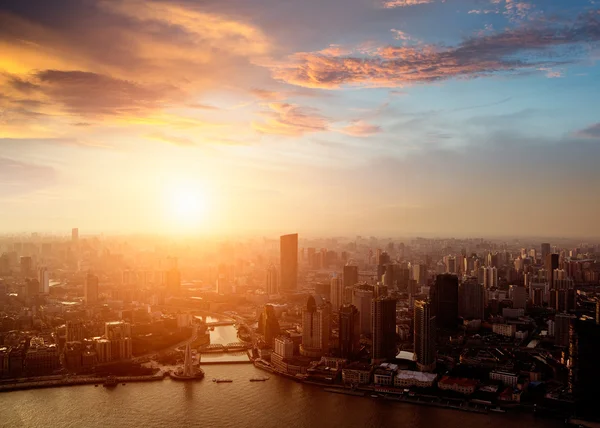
xmin=339 ymin=304 xmax=360 ymax=359
xmin=343 ymin=265 xmax=359 ymax=301
xmin=569 ymin=317 xmax=600 ymax=417
xmin=414 ymin=300 xmax=436 ymax=372
xmin=545 ymin=253 xmax=559 ymax=289
xmin=459 ymin=277 xmax=485 ymax=320
xmin=85 ymin=273 xmax=99 ymax=305
xmin=431 ymin=274 xmax=459 ymax=329
xmin=280 ymin=234 xmax=298 ymax=292
xmin=371 ymin=297 xmax=397 ymax=363
xmin=258 ymin=305 xmax=280 ymax=348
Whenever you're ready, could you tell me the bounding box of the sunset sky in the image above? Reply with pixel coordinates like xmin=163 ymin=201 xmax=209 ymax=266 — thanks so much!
xmin=1 ymin=0 xmax=599 ymax=237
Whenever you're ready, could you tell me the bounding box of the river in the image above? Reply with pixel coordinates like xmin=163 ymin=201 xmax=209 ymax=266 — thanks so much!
xmin=1 ymin=324 xmax=563 ymax=428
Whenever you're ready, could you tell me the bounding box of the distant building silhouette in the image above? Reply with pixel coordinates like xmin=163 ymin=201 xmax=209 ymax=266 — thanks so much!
xmin=338 ymin=304 xmax=360 ymax=359
xmin=266 ymin=265 xmax=278 ymax=295
xmin=85 ymin=272 xmax=99 ymax=305
xmin=280 ymin=234 xmax=298 ymax=292
xmin=300 ymin=296 xmax=330 ymax=358
xmin=431 ymin=274 xmax=459 ymax=329
xmin=371 ymin=297 xmax=397 ymax=363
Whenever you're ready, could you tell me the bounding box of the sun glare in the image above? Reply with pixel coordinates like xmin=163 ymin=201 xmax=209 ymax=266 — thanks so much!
xmin=167 ymin=186 xmax=209 ymax=228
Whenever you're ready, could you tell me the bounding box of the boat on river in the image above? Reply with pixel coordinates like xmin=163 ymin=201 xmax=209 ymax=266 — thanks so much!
xmin=212 ymin=378 xmax=233 ymax=383
xmin=249 ymin=377 xmax=269 ymax=382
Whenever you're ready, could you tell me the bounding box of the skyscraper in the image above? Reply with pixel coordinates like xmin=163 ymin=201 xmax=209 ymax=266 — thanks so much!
xmin=555 ymin=313 xmax=573 ymax=347
xmin=38 ymin=267 xmax=49 ymax=294
xmin=266 ymin=265 xmax=278 ymax=295
xmin=545 ymin=253 xmax=559 ymax=289
xmin=300 ymin=296 xmax=331 ymax=357
xmin=280 ymin=233 xmax=298 ymax=292
xmin=431 ymin=274 xmax=459 ymax=329
xmin=414 ymin=300 xmax=436 ymax=372
xmin=338 ymin=304 xmax=360 ymax=359
xmin=352 ymin=285 xmax=373 ymax=336
xmin=85 ymin=272 xmax=99 ymax=305
xmin=371 ymin=297 xmax=397 ymax=363
xmin=343 ymin=264 xmax=359 ymax=288
xmin=541 ymin=243 xmax=551 ymax=262
xmin=330 ymin=274 xmax=344 ymax=312
xmin=459 ymin=278 xmax=485 ymax=320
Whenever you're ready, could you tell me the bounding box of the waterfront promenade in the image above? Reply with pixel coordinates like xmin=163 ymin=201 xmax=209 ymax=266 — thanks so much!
xmin=0 ymin=374 xmax=164 ymax=393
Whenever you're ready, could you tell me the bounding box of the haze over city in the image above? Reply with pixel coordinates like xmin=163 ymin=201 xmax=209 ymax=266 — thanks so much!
xmin=1 ymin=0 xmax=600 ymax=237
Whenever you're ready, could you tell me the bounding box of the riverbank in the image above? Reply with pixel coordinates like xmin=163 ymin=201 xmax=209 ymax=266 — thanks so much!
xmin=0 ymin=374 xmax=164 ymax=393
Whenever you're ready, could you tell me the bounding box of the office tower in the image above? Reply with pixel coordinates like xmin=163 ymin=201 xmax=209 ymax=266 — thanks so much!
xmin=412 ymin=264 xmax=427 ymax=286
xmin=330 ymin=274 xmax=344 ymax=312
xmin=280 ymin=234 xmax=298 ymax=292
xmin=300 ymin=296 xmax=331 ymax=357
xmin=38 ymin=267 xmax=49 ymax=294
xmin=569 ymin=317 xmax=600 ymax=417
xmin=72 ymin=228 xmax=79 ymax=243
xmin=510 ymin=285 xmax=527 ymax=310
xmin=459 ymin=278 xmax=485 ymax=320
xmin=371 ymin=297 xmax=397 ymax=363
xmin=258 ymin=305 xmax=280 ymax=347
xmin=0 ymin=253 xmax=10 ymax=275
xmin=66 ymin=320 xmax=85 ymax=342
xmin=20 ymin=256 xmax=33 ymax=277
xmin=541 ymin=243 xmax=551 ymax=262
xmin=85 ymin=273 xmax=99 ymax=305
xmin=352 ymin=285 xmax=373 ymax=335
xmin=315 ymin=282 xmax=331 ymax=301
xmin=338 ymin=304 xmax=360 ymax=359
xmin=431 ymin=274 xmax=459 ymax=329
xmin=477 ymin=266 xmax=486 ymax=285
xmin=343 ymin=264 xmax=359 ymax=289
xmin=555 ymin=313 xmax=573 ymax=347
xmin=545 ymin=253 xmax=559 ymax=289
xmin=414 ymin=300 xmax=436 ymax=372
xmin=385 ymin=264 xmax=410 ymax=291
xmin=266 ymin=265 xmax=278 ymax=295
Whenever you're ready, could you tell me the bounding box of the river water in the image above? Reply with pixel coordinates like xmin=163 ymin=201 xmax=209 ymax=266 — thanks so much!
xmin=1 ymin=324 xmax=563 ymax=428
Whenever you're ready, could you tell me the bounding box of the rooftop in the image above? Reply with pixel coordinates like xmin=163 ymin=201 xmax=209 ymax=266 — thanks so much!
xmin=396 ymin=370 xmax=437 ymax=382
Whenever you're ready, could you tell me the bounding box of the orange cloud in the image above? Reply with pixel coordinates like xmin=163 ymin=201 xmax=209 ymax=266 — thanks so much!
xmin=340 ymin=120 xmax=382 ymax=136
xmin=252 ymin=103 xmax=329 ymax=136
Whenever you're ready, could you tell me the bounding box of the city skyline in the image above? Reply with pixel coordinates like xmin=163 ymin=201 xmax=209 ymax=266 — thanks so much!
xmin=1 ymin=0 xmax=600 ymax=237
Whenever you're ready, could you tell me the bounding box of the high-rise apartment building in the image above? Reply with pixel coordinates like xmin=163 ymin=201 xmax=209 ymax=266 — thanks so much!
xmin=330 ymin=274 xmax=344 ymax=312
xmin=20 ymin=256 xmax=33 ymax=277
xmin=266 ymin=265 xmax=278 ymax=295
xmin=352 ymin=285 xmax=373 ymax=336
xmin=541 ymin=243 xmax=551 ymax=262
xmin=280 ymin=234 xmax=298 ymax=292
xmin=72 ymin=228 xmax=79 ymax=243
xmin=545 ymin=253 xmax=559 ymax=289
xmin=38 ymin=267 xmax=49 ymax=294
xmin=414 ymin=300 xmax=436 ymax=372
xmin=300 ymin=296 xmax=331 ymax=357
xmin=510 ymin=285 xmax=527 ymax=310
xmin=371 ymin=297 xmax=397 ymax=363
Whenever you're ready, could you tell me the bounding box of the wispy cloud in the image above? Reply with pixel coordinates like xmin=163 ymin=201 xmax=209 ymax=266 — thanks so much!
xmin=383 ymin=0 xmax=435 ymax=8
xmin=252 ymin=103 xmax=329 ymax=136
xmin=576 ymin=122 xmax=600 ymax=139
xmin=340 ymin=120 xmax=382 ymax=136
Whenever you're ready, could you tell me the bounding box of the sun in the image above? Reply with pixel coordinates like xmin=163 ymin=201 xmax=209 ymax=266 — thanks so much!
xmin=167 ymin=186 xmax=209 ymax=227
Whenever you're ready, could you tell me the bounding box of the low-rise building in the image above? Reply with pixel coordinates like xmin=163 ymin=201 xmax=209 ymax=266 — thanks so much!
xmin=394 ymin=370 xmax=437 ymax=388
xmin=438 ymin=376 xmax=478 ymax=395
xmin=342 ymin=362 xmax=373 ymax=385
xmin=492 ymin=323 xmax=516 ymax=337
xmin=489 ymin=370 xmax=518 ymax=387
xmin=373 ymin=363 xmax=398 ymax=386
